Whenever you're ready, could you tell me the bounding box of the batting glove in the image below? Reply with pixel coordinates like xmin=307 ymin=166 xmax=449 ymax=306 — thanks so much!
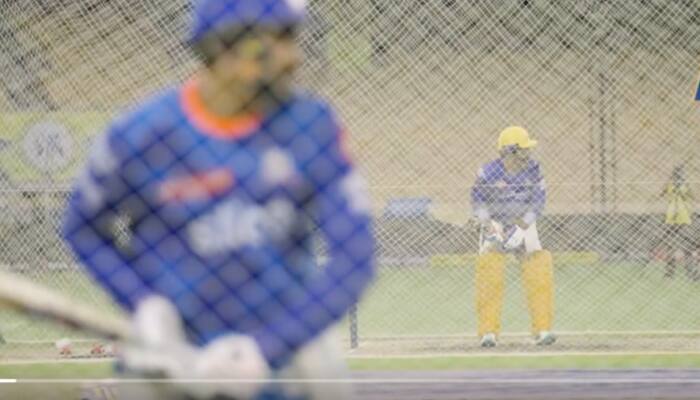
xmin=481 ymin=220 xmax=505 ymax=252
xmin=503 ymin=225 xmax=525 ymax=251
xmin=121 ymin=296 xmax=271 ymax=400
xmin=189 ymin=334 xmax=271 ymax=400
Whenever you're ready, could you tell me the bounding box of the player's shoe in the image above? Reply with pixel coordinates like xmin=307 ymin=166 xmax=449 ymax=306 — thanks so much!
xmin=535 ymin=331 xmax=556 ymax=346
xmin=480 ymin=333 xmax=497 ymax=348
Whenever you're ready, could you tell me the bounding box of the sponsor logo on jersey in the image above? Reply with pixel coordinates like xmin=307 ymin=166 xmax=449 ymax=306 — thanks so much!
xmin=188 ymin=198 xmax=295 ymax=255
xmin=159 ymin=169 xmax=235 ymax=202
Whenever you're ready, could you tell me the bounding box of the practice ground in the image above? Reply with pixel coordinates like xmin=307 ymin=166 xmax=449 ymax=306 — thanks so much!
xmin=2 ymin=259 xmax=700 ymax=398
xmin=3 ymin=259 xmax=700 ymax=354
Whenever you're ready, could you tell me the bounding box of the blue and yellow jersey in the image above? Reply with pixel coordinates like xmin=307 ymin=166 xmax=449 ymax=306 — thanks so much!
xmin=62 ymin=80 xmax=375 ymax=369
xmin=471 ymin=158 xmax=546 ymax=225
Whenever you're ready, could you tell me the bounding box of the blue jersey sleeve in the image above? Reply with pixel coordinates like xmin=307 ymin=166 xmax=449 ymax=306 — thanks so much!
xmin=523 ymin=161 xmax=546 ymax=224
xmin=62 ymin=118 xmax=152 ymax=311
xmin=254 ymin=107 xmax=376 ymax=368
xmin=470 ymin=161 xmax=499 ymax=221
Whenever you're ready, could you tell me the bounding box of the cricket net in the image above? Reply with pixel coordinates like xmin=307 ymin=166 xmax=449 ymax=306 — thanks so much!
xmin=0 ymin=0 xmax=699 ymax=362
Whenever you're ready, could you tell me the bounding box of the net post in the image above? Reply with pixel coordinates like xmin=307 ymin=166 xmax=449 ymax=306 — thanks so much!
xmin=349 ymin=302 xmax=359 ymax=349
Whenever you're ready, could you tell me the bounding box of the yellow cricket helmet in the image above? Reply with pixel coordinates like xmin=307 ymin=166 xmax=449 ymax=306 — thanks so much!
xmin=497 ymin=126 xmax=537 ymax=150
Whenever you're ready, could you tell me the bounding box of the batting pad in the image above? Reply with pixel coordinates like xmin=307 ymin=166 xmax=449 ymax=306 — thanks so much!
xmin=475 ymin=252 xmax=506 ymax=336
xmin=521 ymin=250 xmax=554 ymax=334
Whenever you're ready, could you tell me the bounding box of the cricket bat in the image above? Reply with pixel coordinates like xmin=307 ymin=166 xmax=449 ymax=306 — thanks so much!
xmin=0 ymin=269 xmax=131 ymax=341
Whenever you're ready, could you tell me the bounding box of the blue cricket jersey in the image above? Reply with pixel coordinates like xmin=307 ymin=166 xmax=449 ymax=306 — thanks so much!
xmin=62 ymin=80 xmax=375 ymax=369
xmin=470 ymin=158 xmax=546 ymax=225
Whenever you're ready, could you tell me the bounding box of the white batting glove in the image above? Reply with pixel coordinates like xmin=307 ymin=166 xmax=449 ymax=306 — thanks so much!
xmin=188 ymin=334 xmax=271 ymax=400
xmin=122 ymin=296 xmax=271 ymax=400
xmin=131 ymin=295 xmax=188 ymax=348
xmin=281 ymin=326 xmax=351 ymax=400
xmin=481 ymin=220 xmax=504 ymax=252
xmin=121 ymin=296 xmax=198 ymax=379
xmin=503 ymin=225 xmax=525 ymax=251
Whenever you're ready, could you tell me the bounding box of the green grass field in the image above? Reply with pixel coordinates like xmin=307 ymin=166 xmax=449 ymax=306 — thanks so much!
xmin=353 ymin=259 xmax=700 ymax=337
xmin=2 ymin=258 xmax=700 ymax=362
xmin=1 ymin=259 xmax=700 ymax=398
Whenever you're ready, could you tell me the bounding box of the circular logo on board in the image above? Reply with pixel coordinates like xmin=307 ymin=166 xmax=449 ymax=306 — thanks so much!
xmin=22 ymin=121 xmax=74 ymax=172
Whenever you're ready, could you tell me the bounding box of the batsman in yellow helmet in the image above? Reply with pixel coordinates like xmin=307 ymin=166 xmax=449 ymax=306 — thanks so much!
xmin=470 ymin=126 xmax=555 ymax=347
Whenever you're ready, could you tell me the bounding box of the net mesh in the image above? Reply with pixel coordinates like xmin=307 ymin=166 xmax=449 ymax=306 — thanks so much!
xmin=0 ymin=0 xmax=699 ymax=363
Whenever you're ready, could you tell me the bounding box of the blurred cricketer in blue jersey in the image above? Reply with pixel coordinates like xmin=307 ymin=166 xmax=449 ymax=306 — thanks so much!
xmin=62 ymin=0 xmax=375 ymax=399
xmin=470 ymin=126 xmax=554 ymax=348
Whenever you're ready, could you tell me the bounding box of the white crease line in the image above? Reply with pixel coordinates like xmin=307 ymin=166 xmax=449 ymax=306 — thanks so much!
xmin=10 ymin=378 xmax=700 ymax=384
xmin=347 ymin=351 xmax=700 ymax=358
